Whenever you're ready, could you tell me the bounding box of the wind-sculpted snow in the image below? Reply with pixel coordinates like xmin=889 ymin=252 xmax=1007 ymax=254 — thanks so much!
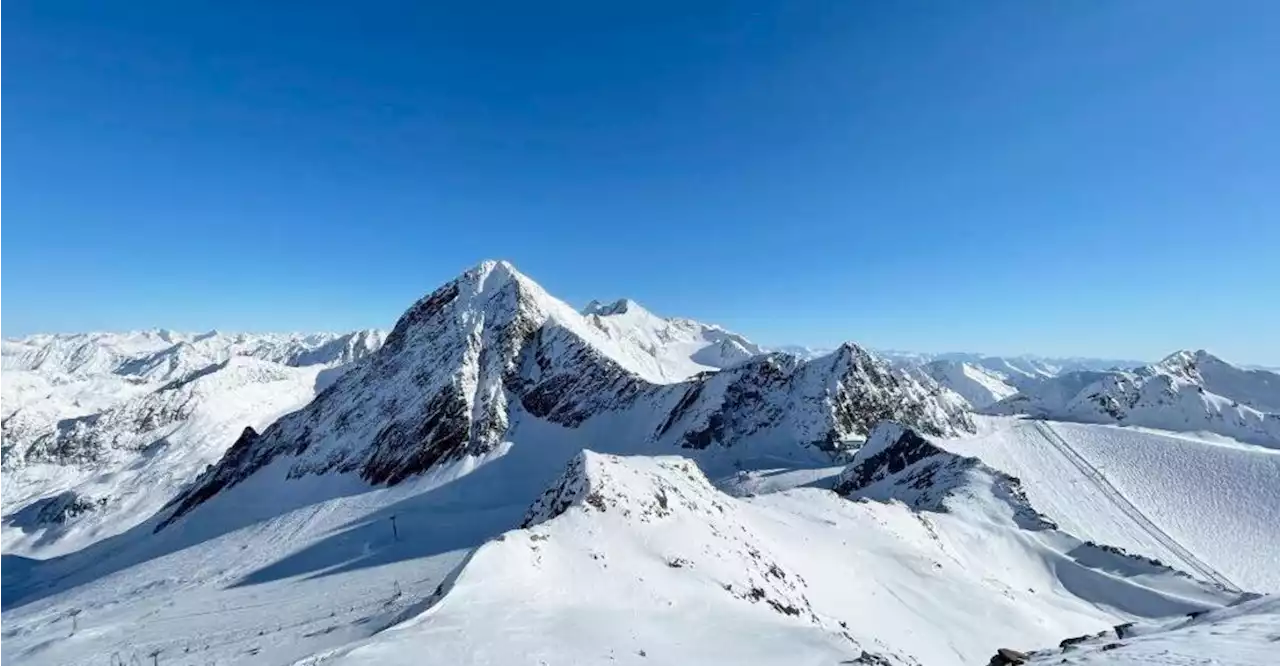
xmin=159 ymin=261 xmax=974 ymax=529
xmin=988 ymin=350 xmax=1280 ymax=447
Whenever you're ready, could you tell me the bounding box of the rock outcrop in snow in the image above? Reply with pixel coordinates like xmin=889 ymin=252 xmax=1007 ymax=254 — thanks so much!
xmin=835 ymin=422 xmax=1056 ymax=530
xmin=159 ymin=261 xmax=974 ymax=529
xmin=835 ymin=422 xmax=1242 ymax=605
xmin=988 ymin=350 xmax=1280 ymax=447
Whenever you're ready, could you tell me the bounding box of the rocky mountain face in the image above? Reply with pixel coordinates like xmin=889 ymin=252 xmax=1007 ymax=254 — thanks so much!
xmin=160 ymin=261 xmax=974 ymax=528
xmin=835 ymin=422 xmax=1056 ymax=530
xmin=987 ymin=350 xmax=1280 ymax=448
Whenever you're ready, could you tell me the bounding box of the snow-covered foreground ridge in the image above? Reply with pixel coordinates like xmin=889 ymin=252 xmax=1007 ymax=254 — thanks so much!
xmin=299 ymin=423 xmax=1276 ymax=666
xmin=8 ymin=417 xmax=1271 ymax=666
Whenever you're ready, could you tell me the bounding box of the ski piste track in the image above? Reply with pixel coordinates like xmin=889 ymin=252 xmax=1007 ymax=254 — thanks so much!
xmin=1029 ymin=419 xmax=1241 ymax=592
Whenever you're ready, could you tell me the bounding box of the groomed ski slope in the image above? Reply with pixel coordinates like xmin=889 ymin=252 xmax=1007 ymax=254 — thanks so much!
xmin=941 ymin=417 xmax=1280 ymax=592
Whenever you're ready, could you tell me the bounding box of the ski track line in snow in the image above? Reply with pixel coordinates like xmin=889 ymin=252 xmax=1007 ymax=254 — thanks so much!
xmin=1029 ymin=420 xmax=1241 ymax=592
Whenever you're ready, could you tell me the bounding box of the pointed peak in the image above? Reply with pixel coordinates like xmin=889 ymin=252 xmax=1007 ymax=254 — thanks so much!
xmin=1156 ymin=349 xmax=1205 ymax=374
xmin=829 ymin=341 xmax=878 ymax=365
xmin=461 ymin=259 xmax=524 ymax=287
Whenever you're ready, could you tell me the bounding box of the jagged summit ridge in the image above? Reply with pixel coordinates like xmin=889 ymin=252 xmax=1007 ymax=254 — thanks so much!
xmin=160 ymin=261 xmax=973 ymax=528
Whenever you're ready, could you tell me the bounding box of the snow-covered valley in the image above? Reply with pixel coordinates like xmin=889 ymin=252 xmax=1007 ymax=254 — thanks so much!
xmin=3 ymin=261 xmax=1278 ymax=666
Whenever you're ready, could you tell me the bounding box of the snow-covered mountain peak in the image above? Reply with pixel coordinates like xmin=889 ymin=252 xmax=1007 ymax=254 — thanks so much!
xmin=1153 ymin=349 xmax=1210 ymax=378
xmin=156 ymin=264 xmax=974 ymax=531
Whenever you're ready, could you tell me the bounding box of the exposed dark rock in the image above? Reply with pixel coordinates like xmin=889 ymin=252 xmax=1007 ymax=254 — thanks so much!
xmin=5 ymin=491 xmax=108 ymax=529
xmin=987 ymin=647 xmax=1028 ymax=665
xmin=834 ymin=425 xmax=940 ymax=493
xmin=834 ymin=422 xmax=1057 ymax=531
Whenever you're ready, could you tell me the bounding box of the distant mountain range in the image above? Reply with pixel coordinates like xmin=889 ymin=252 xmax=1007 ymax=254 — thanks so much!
xmin=986 ymin=349 xmax=1280 ymax=447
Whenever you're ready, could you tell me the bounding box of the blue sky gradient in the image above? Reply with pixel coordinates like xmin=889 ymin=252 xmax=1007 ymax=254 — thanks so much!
xmin=6 ymin=2 xmax=1278 ymax=364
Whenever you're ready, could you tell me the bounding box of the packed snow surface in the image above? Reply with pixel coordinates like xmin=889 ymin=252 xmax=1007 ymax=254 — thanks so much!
xmin=941 ymin=417 xmax=1280 ymax=592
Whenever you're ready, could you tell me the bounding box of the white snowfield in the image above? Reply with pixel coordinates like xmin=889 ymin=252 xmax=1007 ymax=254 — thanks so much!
xmin=3 ymin=416 xmax=1272 ymax=666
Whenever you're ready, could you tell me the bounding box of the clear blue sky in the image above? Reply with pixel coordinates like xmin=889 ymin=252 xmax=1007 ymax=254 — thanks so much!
xmin=6 ymin=1 xmax=1278 ymax=364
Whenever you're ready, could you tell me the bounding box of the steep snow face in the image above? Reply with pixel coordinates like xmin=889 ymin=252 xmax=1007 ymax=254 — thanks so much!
xmin=306 ymin=447 xmax=1231 ymax=666
xmin=988 ymin=351 xmax=1280 ymax=447
xmin=920 ymin=359 xmax=1018 ymax=408
xmin=159 ymin=262 xmax=974 ymax=530
xmin=581 ymin=298 xmax=764 ymax=380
